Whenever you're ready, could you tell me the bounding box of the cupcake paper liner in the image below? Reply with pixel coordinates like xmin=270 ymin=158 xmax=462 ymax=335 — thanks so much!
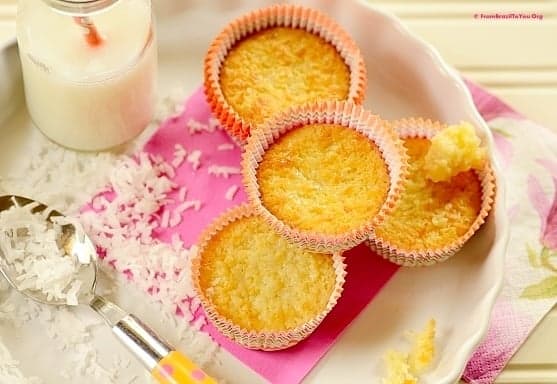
xmin=242 ymin=101 xmax=408 ymax=254
xmin=204 ymin=4 xmax=367 ymax=142
xmin=191 ymin=204 xmax=347 ymax=351
xmin=367 ymin=117 xmax=497 ymax=267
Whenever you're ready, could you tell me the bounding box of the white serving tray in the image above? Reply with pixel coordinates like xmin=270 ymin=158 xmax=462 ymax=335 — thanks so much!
xmin=0 ymin=1 xmax=508 ymax=383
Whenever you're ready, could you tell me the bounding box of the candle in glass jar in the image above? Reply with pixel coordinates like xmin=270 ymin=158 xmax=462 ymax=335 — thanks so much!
xmin=16 ymin=0 xmax=157 ymax=151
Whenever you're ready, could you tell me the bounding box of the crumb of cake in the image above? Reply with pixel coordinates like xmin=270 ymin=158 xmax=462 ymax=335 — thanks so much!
xmin=220 ymin=27 xmax=350 ymax=126
xmin=375 ymin=137 xmax=481 ymax=250
xmin=424 ymin=122 xmax=487 ymax=182
xmin=382 ymin=319 xmax=436 ymax=384
xmin=382 ymin=350 xmax=418 ymax=384
xmin=198 ymin=215 xmax=336 ymax=331
xmin=257 ymin=124 xmax=390 ymax=235
xmin=407 ymin=319 xmax=436 ymax=374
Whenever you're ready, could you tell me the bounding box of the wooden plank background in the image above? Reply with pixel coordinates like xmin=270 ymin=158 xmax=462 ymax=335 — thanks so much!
xmin=1 ymin=1 xmax=556 ymax=383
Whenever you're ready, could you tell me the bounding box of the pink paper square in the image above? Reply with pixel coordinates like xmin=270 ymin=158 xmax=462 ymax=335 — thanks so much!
xmin=128 ymin=87 xmax=398 ymax=383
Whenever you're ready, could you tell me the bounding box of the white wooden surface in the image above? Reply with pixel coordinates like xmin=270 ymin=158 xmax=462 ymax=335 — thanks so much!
xmin=1 ymin=1 xmax=556 ymax=383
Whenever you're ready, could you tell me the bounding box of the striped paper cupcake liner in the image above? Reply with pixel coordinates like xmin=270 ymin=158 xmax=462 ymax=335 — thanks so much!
xmin=191 ymin=204 xmax=347 ymax=351
xmin=204 ymin=4 xmax=367 ymax=142
xmin=367 ymin=117 xmax=497 ymax=266
xmin=242 ymin=101 xmax=408 ymax=253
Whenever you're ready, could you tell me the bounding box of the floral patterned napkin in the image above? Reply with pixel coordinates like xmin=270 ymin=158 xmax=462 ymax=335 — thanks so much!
xmin=462 ymin=79 xmax=557 ymax=383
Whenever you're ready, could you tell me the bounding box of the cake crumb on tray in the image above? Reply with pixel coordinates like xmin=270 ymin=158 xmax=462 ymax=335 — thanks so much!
xmin=382 ymin=319 xmax=436 ymax=384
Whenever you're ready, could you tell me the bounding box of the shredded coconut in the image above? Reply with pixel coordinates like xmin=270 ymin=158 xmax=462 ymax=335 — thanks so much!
xmin=224 ymin=185 xmax=239 ymax=201
xmin=178 ymin=187 xmax=188 ymax=202
xmin=208 ymin=117 xmax=222 ymax=131
xmin=186 ymin=150 xmax=202 ymax=170
xmin=0 ymin=201 xmax=82 ymax=306
xmin=0 ymin=281 xmax=116 ymax=383
xmin=207 ymin=165 xmax=241 ymax=179
xmin=187 ymin=119 xmax=214 ymax=135
xmin=168 ymin=212 xmax=182 ymax=228
xmin=217 ymin=143 xmax=235 ymax=151
xmin=152 ymin=87 xmax=188 ymax=125
xmin=172 ymin=144 xmax=187 ymax=168
xmin=160 ymin=209 xmax=170 ymax=229
xmin=0 ymin=90 xmax=222 ymax=383
xmin=79 ymin=152 xmax=212 ymax=334
xmin=175 ymin=200 xmax=202 ymax=213
xmin=0 ymin=141 xmax=118 ymax=213
xmin=0 ymin=136 xmax=120 ymax=382
xmin=0 ymin=337 xmax=42 ymax=384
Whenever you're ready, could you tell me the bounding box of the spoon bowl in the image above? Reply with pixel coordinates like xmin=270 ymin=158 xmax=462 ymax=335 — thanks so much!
xmin=0 ymin=194 xmax=97 ymax=306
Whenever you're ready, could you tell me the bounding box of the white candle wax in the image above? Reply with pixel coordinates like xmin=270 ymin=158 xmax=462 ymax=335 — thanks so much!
xmin=17 ymin=0 xmax=157 ymax=151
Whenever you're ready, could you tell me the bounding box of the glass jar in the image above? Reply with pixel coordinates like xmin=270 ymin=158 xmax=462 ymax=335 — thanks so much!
xmin=16 ymin=0 xmax=157 ymax=151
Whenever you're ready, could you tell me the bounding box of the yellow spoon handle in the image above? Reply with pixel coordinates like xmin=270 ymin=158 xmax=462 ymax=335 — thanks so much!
xmin=96 ymin=303 xmax=217 ymax=384
xmin=152 ymin=351 xmax=217 ymax=384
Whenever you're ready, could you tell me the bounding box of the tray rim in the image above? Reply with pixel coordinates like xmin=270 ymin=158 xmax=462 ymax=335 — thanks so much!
xmin=0 ymin=2 xmax=510 ymax=382
xmin=353 ymin=1 xmax=509 ymax=381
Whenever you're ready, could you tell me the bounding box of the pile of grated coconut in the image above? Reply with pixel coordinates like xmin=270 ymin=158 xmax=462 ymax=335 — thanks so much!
xmin=80 ymin=151 xmax=209 ymax=328
xmin=0 ymin=200 xmax=83 ymax=306
xmin=0 ymin=88 xmax=223 ymax=383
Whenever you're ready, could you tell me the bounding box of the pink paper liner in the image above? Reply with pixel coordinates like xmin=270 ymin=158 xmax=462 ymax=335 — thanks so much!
xmin=191 ymin=203 xmax=347 ymax=351
xmin=242 ymin=101 xmax=408 ymax=253
xmin=367 ymin=117 xmax=497 ymax=266
xmin=204 ymin=4 xmax=367 ymax=142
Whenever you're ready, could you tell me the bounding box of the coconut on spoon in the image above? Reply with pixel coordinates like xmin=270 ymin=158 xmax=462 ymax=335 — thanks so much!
xmin=0 ymin=195 xmax=216 ymax=384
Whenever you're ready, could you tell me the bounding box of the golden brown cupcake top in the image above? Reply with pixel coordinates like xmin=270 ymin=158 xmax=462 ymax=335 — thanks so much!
xmin=374 ymin=137 xmax=482 ymax=251
xmin=220 ymin=27 xmax=350 ymax=127
xmin=197 ymin=214 xmax=336 ymax=332
xmin=257 ymin=123 xmax=390 ymax=235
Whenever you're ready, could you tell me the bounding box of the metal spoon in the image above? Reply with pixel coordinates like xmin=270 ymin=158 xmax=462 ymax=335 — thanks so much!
xmin=0 ymin=195 xmax=216 ymax=384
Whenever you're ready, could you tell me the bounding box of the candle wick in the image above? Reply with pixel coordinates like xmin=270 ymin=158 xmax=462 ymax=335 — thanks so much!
xmin=73 ymin=16 xmax=103 ymax=47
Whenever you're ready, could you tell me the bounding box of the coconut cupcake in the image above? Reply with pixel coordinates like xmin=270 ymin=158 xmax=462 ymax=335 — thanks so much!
xmin=242 ymin=101 xmax=407 ymax=253
xmin=192 ymin=204 xmax=346 ymax=351
xmin=369 ymin=118 xmax=496 ymax=266
xmin=204 ymin=4 xmax=367 ymax=141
